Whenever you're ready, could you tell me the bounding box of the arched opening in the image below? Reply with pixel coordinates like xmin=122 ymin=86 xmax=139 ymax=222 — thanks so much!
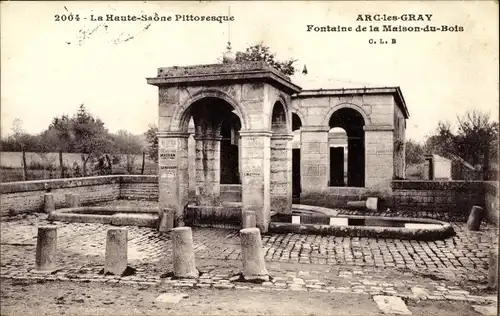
xmin=220 ymin=112 xmax=241 ymax=184
xmin=182 ymin=96 xmax=240 ymax=205
xmin=328 ymin=127 xmax=348 ymax=186
xmin=292 ymin=113 xmax=302 ymax=198
xmin=271 ymin=101 xmax=288 ymax=133
xmin=328 ymin=108 xmax=365 ymax=187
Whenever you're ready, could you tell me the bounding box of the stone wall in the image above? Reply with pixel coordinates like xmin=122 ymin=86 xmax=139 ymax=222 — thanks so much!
xmin=119 ymin=175 xmax=158 ymax=200
xmin=1 ymin=176 xmax=121 ymax=216
xmin=391 ymin=180 xmax=487 ymax=218
xmin=0 ymin=175 xmax=236 ymax=217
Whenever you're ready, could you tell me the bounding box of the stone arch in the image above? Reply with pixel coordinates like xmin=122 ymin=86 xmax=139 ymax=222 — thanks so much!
xmin=171 ymin=88 xmax=249 ymax=132
xmin=322 ymin=102 xmax=371 ymax=127
xmin=270 ymin=100 xmax=289 ymax=134
xmin=291 ymin=110 xmax=306 ymax=130
xmin=270 ymin=94 xmax=293 ymax=133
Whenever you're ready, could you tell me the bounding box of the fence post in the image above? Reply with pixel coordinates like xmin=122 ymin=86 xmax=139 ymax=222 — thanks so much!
xmin=59 ymin=150 xmax=64 ymax=178
xmin=141 ymin=152 xmax=145 ymax=175
xmin=21 ymin=147 xmax=28 ymax=181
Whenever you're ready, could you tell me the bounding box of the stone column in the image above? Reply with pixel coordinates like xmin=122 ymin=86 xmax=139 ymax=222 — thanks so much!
xmin=239 ymin=130 xmax=272 ymax=232
xmin=194 ymin=133 xmax=222 ymax=206
xmin=270 ymin=133 xmax=293 ymax=214
xmin=158 ymin=132 xmax=190 ymax=230
xmin=194 ymin=133 xmax=206 ymax=203
xmin=187 ymin=127 xmax=196 ymax=199
xmin=300 ymin=126 xmax=329 ymax=192
xmin=205 ymin=134 xmax=222 ymax=205
xmin=364 ymin=126 xmax=394 ymax=189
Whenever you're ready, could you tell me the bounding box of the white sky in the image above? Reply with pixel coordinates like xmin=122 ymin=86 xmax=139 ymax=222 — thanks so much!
xmin=1 ymin=1 xmax=498 ymax=142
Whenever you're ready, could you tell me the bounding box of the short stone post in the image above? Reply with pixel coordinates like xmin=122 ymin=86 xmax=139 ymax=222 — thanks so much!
xmin=366 ymin=197 xmax=378 ymax=211
xmin=104 ymin=228 xmax=128 ymax=275
xmin=35 ymin=226 xmax=57 ymax=272
xmin=466 ymin=205 xmax=484 ymax=231
xmin=44 ymin=193 xmax=55 ymax=214
xmin=242 ymin=211 xmax=256 ymax=229
xmin=172 ymin=227 xmax=199 ymax=278
xmin=488 ymin=246 xmax=498 ymax=290
xmin=65 ymin=193 xmax=80 ymax=208
xmin=158 ymin=209 xmax=174 ymax=232
xmin=240 ymin=227 xmax=269 ymax=281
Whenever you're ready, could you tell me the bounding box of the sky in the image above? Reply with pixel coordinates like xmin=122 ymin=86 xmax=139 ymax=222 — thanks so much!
xmin=1 ymin=1 xmax=498 ymax=143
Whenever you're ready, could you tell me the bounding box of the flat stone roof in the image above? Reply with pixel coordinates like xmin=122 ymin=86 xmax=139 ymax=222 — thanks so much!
xmin=146 ymin=61 xmax=302 ymax=95
xmin=294 ymin=86 xmax=410 ymax=119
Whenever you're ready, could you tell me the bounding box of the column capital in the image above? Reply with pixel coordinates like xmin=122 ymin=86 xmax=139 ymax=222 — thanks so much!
xmin=193 ymin=134 xmax=223 ymax=141
xmin=157 ymin=131 xmax=190 ymax=138
xmin=300 ymin=125 xmax=330 ymax=132
xmin=363 ymin=125 xmax=394 ymax=131
xmin=239 ymin=129 xmax=273 ymax=137
xmin=271 ymin=133 xmax=294 ymax=140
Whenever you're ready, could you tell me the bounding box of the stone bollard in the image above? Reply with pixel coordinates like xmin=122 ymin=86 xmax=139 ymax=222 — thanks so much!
xmin=172 ymin=227 xmax=199 ymax=278
xmin=65 ymin=193 xmax=80 ymax=208
xmin=104 ymin=228 xmax=128 ymax=275
xmin=240 ymin=227 xmax=269 ymax=281
xmin=467 ymin=205 xmax=484 ymax=231
xmin=158 ymin=209 xmax=174 ymax=232
xmin=44 ymin=193 xmax=55 ymax=214
xmin=242 ymin=211 xmax=256 ymax=228
xmin=346 ymin=200 xmax=366 ymax=209
xmin=366 ymin=197 xmax=378 ymax=211
xmin=35 ymin=226 xmax=57 ymax=272
xmin=488 ymin=246 xmax=498 ymax=290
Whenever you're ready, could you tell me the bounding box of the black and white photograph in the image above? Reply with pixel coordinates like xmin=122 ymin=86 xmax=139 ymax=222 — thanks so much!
xmin=0 ymin=1 xmax=499 ymax=315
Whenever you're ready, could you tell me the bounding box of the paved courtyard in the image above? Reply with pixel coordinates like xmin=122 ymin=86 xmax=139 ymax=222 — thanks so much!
xmin=1 ymin=204 xmax=497 ymax=308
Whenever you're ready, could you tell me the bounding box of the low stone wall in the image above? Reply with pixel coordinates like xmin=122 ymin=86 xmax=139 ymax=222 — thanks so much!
xmin=300 ymin=187 xmax=392 ymax=209
xmin=391 ymin=181 xmax=487 ymax=218
xmin=0 ymin=175 xmax=238 ymax=217
xmin=1 ymin=176 xmax=121 ymax=216
xmin=484 ymin=181 xmax=499 ymax=226
xmin=119 ymin=175 xmax=158 ymax=200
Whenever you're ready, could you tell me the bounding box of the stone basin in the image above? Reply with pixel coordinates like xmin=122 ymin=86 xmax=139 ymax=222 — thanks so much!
xmin=270 ymin=212 xmax=455 ymax=241
xmin=47 ymin=206 xmax=158 ymax=228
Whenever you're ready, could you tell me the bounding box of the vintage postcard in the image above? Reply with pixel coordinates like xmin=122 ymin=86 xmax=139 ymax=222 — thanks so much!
xmin=1 ymin=1 xmax=498 ymax=315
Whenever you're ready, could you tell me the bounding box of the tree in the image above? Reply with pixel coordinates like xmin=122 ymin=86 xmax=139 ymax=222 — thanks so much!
xmin=455 ymin=110 xmax=498 ymax=180
xmin=72 ymin=105 xmax=113 ymax=176
xmin=44 ymin=105 xmax=113 ymax=176
xmin=424 ymin=110 xmax=499 ymax=180
xmin=112 ymin=130 xmax=143 ymax=174
xmin=405 ymin=139 xmax=425 ymax=166
xmin=424 ymin=121 xmax=456 ymax=158
xmin=145 ymin=124 xmax=159 ymax=163
xmin=236 ymin=43 xmax=297 ymax=76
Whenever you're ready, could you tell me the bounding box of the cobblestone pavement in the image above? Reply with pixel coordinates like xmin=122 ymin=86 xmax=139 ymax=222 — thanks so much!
xmin=1 ymin=212 xmax=497 ymax=305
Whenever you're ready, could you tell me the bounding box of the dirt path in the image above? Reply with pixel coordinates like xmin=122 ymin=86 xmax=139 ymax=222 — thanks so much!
xmin=0 ymin=278 xmax=486 ymax=316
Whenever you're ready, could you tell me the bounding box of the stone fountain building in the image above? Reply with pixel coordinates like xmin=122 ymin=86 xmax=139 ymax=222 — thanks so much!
xmin=147 ymin=58 xmax=409 ymax=232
